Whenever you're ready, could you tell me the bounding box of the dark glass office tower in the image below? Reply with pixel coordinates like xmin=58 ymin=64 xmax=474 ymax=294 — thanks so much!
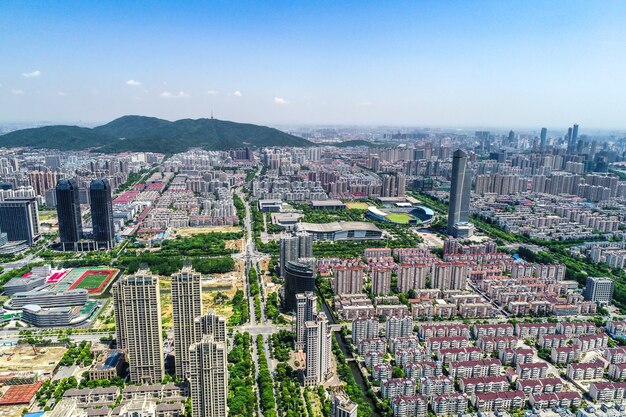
xmin=90 ymin=179 xmax=115 ymax=247
xmin=56 ymin=178 xmax=83 ymax=245
xmin=447 ymin=149 xmax=473 ymax=238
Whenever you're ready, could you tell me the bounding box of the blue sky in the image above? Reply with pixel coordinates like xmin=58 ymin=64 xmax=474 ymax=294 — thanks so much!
xmin=1 ymin=1 xmax=625 ymax=129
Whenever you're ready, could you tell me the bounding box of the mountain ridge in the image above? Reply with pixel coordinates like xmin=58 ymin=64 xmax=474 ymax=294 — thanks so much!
xmin=0 ymin=115 xmax=313 ymax=153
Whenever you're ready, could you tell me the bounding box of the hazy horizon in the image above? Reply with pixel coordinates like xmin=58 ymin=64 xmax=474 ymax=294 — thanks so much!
xmin=2 ymin=1 xmax=626 ymax=129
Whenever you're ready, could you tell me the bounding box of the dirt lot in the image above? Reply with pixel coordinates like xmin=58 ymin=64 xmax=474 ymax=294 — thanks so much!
xmin=0 ymin=404 xmax=26 ymax=417
xmin=160 ymin=261 xmax=244 ymax=326
xmin=174 ymin=226 xmax=242 ymax=237
xmin=0 ymin=345 xmax=66 ymax=374
xmin=225 ymin=239 xmax=244 ymax=252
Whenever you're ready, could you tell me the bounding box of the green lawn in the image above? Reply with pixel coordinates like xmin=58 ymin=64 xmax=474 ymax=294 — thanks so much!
xmin=386 ymin=213 xmax=412 ymax=224
xmin=75 ymin=272 xmax=110 ymax=289
xmin=345 ymin=202 xmax=370 ymax=210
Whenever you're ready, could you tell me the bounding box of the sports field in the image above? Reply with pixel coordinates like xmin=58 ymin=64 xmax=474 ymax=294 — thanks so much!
xmin=386 ymin=213 xmax=412 ymax=224
xmin=68 ymin=268 xmax=117 ymax=294
xmin=345 ymin=202 xmax=369 ymax=210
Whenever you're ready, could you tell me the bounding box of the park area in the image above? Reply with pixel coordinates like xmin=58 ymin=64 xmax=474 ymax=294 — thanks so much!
xmin=345 ymin=201 xmax=370 ymax=210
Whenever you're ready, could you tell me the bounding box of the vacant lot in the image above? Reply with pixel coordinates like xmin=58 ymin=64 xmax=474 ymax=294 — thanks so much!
xmin=0 ymin=345 xmax=66 ymax=374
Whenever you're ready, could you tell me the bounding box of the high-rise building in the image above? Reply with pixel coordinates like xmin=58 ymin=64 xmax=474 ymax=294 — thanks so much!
xmin=303 ymin=312 xmax=332 ymax=386
xmin=540 ymin=128 xmax=548 ymax=152
xmin=112 ymin=272 xmax=164 ymax=383
xmin=89 ymin=179 xmax=115 ymax=248
xmin=333 ymin=266 xmax=364 ymax=295
xmin=195 ymin=310 xmax=227 ymax=343
xmin=189 ymin=335 xmax=228 ymax=417
xmin=0 ymin=197 xmax=39 ymax=245
xmin=397 ymin=264 xmax=428 ymax=292
xmin=371 ymin=266 xmax=392 ymax=296
xmin=447 ymin=149 xmax=474 ymax=238
xmin=583 ymin=276 xmax=614 ymax=306
xmin=284 ymin=260 xmax=316 ymax=311
xmin=296 ymin=292 xmax=317 ymax=350
xmin=171 ymin=266 xmax=203 ymax=378
xmin=55 ymin=178 xmax=83 ymax=247
xmin=280 ymin=232 xmax=313 ymax=278
xmin=385 ymin=316 xmax=413 ymax=340
xmin=352 ymin=317 xmax=379 ymax=345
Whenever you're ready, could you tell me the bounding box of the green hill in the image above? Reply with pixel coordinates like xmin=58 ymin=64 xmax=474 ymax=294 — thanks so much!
xmin=0 ymin=125 xmax=115 ymax=150
xmin=0 ymin=115 xmax=313 ymax=153
xmin=335 ymin=140 xmax=376 ymax=147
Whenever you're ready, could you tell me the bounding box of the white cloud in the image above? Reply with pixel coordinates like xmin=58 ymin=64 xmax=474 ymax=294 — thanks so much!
xmin=274 ymin=97 xmax=289 ymax=105
xmin=207 ymin=90 xmax=219 ymax=95
xmin=11 ymin=89 xmax=24 ymax=95
xmin=160 ymin=90 xmax=190 ymax=99
xmin=126 ymin=79 xmax=141 ymax=86
xmin=22 ymin=70 xmax=41 ymax=78
xmin=358 ymin=101 xmax=373 ymax=106
xmin=58 ymin=91 xmax=67 ymax=97
xmin=233 ymin=90 xmax=242 ymax=97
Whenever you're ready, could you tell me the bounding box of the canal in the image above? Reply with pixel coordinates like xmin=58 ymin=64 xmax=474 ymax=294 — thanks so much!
xmin=320 ymin=296 xmax=381 ymax=417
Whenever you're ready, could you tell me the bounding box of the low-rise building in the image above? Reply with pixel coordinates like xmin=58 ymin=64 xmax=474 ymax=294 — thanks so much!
xmin=517 ymin=362 xmax=548 ymax=380
xmin=448 ymin=359 xmax=501 ymax=379
xmin=431 ymin=393 xmax=468 ymax=415
xmin=515 ymin=323 xmax=557 ymax=339
xmin=608 ymin=363 xmax=626 ymax=381
xmin=551 ymin=346 xmax=581 ymax=365
xmin=472 ymin=391 xmax=525 ymax=412
xmin=538 ymin=334 xmax=569 ymax=349
xmin=605 ymin=347 xmax=626 ymax=364
xmin=404 ymin=361 xmax=443 ymax=379
xmin=516 ymin=378 xmax=564 ymax=396
xmin=391 ymin=395 xmax=428 ymax=417
xmin=529 ymin=392 xmax=582 ymax=409
xmin=588 ymin=382 xmax=626 ymax=402
xmin=476 ymin=336 xmax=518 ymax=353
xmin=381 ymin=378 xmax=416 ymax=400
xmin=472 ymin=323 xmax=514 ymax=339
xmin=458 ymin=376 xmax=508 ymax=395
xmin=567 ymin=362 xmax=604 ymax=381
xmin=438 ymin=347 xmax=481 ymax=365
xmin=89 ymin=350 xmax=125 ymax=380
xmin=418 ymin=376 xmax=455 ymax=396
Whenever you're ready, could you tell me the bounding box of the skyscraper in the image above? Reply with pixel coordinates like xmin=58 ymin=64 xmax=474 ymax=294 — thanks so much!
xmin=296 ymin=292 xmax=317 ymax=350
xmin=447 ymin=150 xmax=474 ymax=238
xmin=89 ymin=179 xmax=115 ymax=248
xmin=303 ymin=312 xmax=332 ymax=386
xmin=540 ymin=128 xmax=548 ymax=152
xmin=189 ymin=311 xmax=228 ymax=417
xmin=195 ymin=310 xmax=227 ymax=343
xmin=0 ymin=197 xmax=40 ymax=245
xmin=189 ymin=336 xmax=228 ymax=417
xmin=279 ymin=231 xmax=313 ymax=278
xmin=284 ymin=260 xmax=316 ymax=311
xmin=112 ymin=272 xmax=164 ymax=383
xmin=55 ymin=178 xmax=83 ymax=248
xmin=171 ymin=266 xmax=203 ymax=378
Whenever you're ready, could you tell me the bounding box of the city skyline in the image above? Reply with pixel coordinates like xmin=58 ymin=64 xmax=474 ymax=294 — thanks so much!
xmin=2 ymin=1 xmax=626 ymax=128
